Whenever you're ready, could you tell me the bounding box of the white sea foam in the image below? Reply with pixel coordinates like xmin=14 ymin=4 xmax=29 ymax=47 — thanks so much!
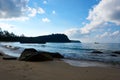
xmin=0 ymin=42 xmax=120 ymax=64
xmin=63 ymin=59 xmax=110 ymax=67
xmin=0 ymin=44 xmax=24 ymax=57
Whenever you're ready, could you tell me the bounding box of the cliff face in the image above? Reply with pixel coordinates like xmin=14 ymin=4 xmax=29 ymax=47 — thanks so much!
xmin=37 ymin=34 xmax=71 ymax=43
xmin=19 ymin=34 xmax=71 ymax=43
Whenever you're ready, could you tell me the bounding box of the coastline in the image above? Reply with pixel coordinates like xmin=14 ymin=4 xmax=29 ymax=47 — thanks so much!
xmin=0 ymin=55 xmax=120 ymax=80
xmin=0 ymin=43 xmax=120 ymax=80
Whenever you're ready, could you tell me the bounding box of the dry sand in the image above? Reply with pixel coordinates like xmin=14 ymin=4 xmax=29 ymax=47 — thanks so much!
xmin=0 ymin=56 xmax=120 ymax=80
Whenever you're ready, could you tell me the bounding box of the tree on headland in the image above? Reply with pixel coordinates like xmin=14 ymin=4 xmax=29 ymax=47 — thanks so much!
xmin=0 ymin=28 xmax=18 ymax=41
xmin=0 ymin=28 xmax=79 ymax=43
xmin=0 ymin=28 xmax=17 ymax=37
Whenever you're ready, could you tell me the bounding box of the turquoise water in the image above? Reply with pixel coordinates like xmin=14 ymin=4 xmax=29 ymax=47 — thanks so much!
xmin=0 ymin=42 xmax=120 ymax=63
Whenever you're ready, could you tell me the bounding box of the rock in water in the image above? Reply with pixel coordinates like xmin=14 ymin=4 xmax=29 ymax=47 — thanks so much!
xmin=91 ymin=50 xmax=103 ymax=54
xmin=19 ymin=48 xmax=53 ymax=61
xmin=110 ymin=54 xmax=117 ymax=57
xmin=112 ymin=51 xmax=120 ymax=54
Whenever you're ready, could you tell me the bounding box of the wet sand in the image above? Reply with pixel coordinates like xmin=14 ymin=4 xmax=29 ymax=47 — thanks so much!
xmin=0 ymin=56 xmax=120 ymax=80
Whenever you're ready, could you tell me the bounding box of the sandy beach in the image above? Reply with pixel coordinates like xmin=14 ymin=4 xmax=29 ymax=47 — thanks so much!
xmin=0 ymin=56 xmax=120 ymax=80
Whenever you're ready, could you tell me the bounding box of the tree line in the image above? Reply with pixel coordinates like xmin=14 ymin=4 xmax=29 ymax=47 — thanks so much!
xmin=0 ymin=28 xmax=71 ymax=43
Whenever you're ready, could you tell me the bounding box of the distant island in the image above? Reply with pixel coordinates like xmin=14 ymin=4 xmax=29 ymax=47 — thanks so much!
xmin=19 ymin=34 xmax=73 ymax=43
xmin=0 ymin=29 xmax=81 ymax=43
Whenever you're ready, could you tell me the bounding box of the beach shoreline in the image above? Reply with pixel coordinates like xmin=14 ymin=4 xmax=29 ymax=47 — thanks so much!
xmin=0 ymin=43 xmax=120 ymax=80
xmin=0 ymin=55 xmax=120 ymax=80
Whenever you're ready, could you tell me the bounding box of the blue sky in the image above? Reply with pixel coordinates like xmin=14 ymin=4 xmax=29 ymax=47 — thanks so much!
xmin=0 ymin=0 xmax=120 ymax=43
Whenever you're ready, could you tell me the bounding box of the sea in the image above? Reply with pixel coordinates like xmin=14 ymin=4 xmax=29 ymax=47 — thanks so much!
xmin=0 ymin=42 xmax=120 ymax=67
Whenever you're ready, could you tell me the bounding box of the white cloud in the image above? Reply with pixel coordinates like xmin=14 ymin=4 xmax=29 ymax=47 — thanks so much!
xmin=86 ymin=0 xmax=120 ymax=32
xmin=0 ymin=17 xmax=29 ymax=21
xmin=42 ymin=18 xmax=50 ymax=23
xmin=97 ymin=31 xmax=120 ymax=39
xmin=81 ymin=0 xmax=120 ymax=34
xmin=95 ymin=31 xmax=120 ymax=43
xmin=65 ymin=0 xmax=120 ymax=42
xmin=0 ymin=23 xmax=16 ymax=32
xmin=0 ymin=0 xmax=45 ymax=21
xmin=28 ymin=8 xmax=37 ymax=17
xmin=52 ymin=10 xmax=56 ymax=14
xmin=28 ymin=7 xmax=45 ymax=17
xmin=88 ymin=0 xmax=120 ymax=25
xmin=43 ymin=1 xmax=47 ymax=4
xmin=65 ymin=28 xmax=83 ymax=38
xmin=38 ymin=7 xmax=45 ymax=14
xmin=0 ymin=0 xmax=29 ymax=19
xmin=112 ymin=31 xmax=120 ymax=36
xmin=97 ymin=32 xmax=109 ymax=38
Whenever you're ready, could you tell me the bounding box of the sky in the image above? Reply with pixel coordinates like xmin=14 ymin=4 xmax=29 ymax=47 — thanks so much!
xmin=0 ymin=0 xmax=120 ymax=43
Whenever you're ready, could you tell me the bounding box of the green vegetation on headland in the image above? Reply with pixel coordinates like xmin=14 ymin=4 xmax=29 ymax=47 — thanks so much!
xmin=0 ymin=28 xmax=81 ymax=43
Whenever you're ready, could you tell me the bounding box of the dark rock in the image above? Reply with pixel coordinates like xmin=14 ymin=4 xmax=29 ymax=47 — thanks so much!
xmin=19 ymin=48 xmax=53 ymax=61
xmin=91 ymin=50 xmax=103 ymax=53
xmin=112 ymin=51 xmax=120 ymax=54
xmin=38 ymin=51 xmax=64 ymax=58
xmin=19 ymin=48 xmax=38 ymax=61
xmin=3 ymin=55 xmax=17 ymax=60
xmin=110 ymin=54 xmax=117 ymax=57
xmin=94 ymin=42 xmax=99 ymax=44
xmin=0 ymin=53 xmax=3 ymax=56
xmin=49 ymin=53 xmax=64 ymax=58
xmin=21 ymin=53 xmax=53 ymax=61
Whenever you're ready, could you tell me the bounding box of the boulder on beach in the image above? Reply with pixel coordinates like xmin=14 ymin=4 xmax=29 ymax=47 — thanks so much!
xmin=19 ymin=48 xmax=53 ymax=61
xmin=49 ymin=53 xmax=64 ymax=58
xmin=38 ymin=51 xmax=64 ymax=58
xmin=33 ymin=53 xmax=53 ymax=61
xmin=0 ymin=53 xmax=3 ymax=56
xmin=19 ymin=48 xmax=37 ymax=61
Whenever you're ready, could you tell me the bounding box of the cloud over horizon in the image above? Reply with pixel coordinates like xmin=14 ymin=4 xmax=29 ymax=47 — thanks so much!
xmin=65 ymin=0 xmax=120 ymax=42
xmin=96 ymin=30 xmax=120 ymax=43
xmin=0 ymin=0 xmax=120 ymax=42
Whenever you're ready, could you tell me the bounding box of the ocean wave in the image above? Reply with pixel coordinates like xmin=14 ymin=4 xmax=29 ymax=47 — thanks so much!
xmin=0 ymin=42 xmax=120 ymax=64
